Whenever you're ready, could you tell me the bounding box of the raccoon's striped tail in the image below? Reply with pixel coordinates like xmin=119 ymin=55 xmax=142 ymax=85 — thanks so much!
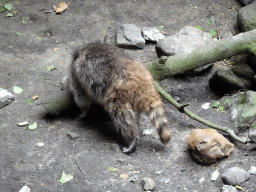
xmin=147 ymin=101 xmax=171 ymax=145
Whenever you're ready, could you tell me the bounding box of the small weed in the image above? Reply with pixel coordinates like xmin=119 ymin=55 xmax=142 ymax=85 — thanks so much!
xmin=195 ymin=25 xmax=203 ymax=31
xmin=207 ymin=16 xmax=215 ymax=26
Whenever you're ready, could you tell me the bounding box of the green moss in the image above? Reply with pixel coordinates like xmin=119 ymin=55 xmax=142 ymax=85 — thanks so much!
xmin=245 ymin=13 xmax=256 ymax=31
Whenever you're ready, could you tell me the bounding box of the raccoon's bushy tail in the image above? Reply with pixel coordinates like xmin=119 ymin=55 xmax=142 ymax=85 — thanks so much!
xmin=147 ymin=100 xmax=171 ymax=145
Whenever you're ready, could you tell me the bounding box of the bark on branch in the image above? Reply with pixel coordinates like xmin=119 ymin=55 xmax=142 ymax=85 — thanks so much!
xmin=148 ymin=29 xmax=256 ymax=80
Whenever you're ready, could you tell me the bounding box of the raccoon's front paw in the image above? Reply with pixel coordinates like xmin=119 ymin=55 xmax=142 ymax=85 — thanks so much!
xmin=122 ymin=147 xmax=131 ymax=154
xmin=122 ymin=137 xmax=139 ymax=154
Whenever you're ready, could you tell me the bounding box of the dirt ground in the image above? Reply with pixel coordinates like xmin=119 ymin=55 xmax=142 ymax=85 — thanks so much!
xmin=1 ymin=0 xmax=256 ymax=191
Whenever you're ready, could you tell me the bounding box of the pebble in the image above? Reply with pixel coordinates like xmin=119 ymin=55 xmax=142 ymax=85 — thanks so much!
xmin=142 ymin=27 xmax=165 ymax=42
xmin=0 ymin=88 xmax=15 ymax=109
xmin=202 ymin=103 xmax=210 ymax=109
xmin=19 ymin=186 xmax=30 ymax=192
xmin=129 ymin=175 xmax=138 ymax=182
xmin=35 ymin=142 xmax=44 ymax=147
xmin=222 ymin=167 xmax=251 ymax=186
xmin=155 ymin=170 xmax=162 ymax=175
xmin=222 ymin=184 xmax=237 ymax=192
xmin=199 ymin=178 xmax=205 ymax=183
xmin=143 ymin=178 xmax=155 ymax=191
xmin=18 ymin=121 xmax=29 ymax=127
xmin=249 ymin=166 xmax=256 ymax=175
xmin=159 ymin=178 xmax=170 ymax=183
xmin=66 ymin=132 xmax=80 ymax=139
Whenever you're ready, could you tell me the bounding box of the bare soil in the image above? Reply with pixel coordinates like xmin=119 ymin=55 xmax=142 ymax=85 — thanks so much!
xmin=1 ymin=0 xmax=256 ymax=192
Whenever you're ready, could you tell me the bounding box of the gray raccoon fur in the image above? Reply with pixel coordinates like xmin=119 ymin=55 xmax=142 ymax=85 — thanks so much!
xmin=69 ymin=41 xmax=171 ymax=153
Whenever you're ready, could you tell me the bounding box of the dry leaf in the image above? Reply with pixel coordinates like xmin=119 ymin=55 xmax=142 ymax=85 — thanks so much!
xmin=120 ymin=174 xmax=128 ymax=180
xmin=32 ymin=95 xmax=39 ymax=100
xmin=13 ymin=11 xmax=18 ymax=15
xmin=54 ymin=2 xmax=68 ymax=14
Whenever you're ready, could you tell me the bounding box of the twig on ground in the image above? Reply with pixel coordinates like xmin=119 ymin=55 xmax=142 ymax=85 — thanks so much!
xmin=75 ymin=159 xmax=86 ymax=180
xmin=154 ymin=81 xmax=247 ymax=144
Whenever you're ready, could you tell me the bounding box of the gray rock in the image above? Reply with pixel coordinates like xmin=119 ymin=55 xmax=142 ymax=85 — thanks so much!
xmin=143 ymin=178 xmax=155 ymax=191
xmin=19 ymin=186 xmax=31 ymax=192
xmin=42 ymin=87 xmax=75 ymax=116
xmin=237 ymin=1 xmax=256 ymax=32
xmin=155 ymin=26 xmax=214 ymax=57
xmin=222 ymin=167 xmax=251 ymax=186
xmin=142 ymin=27 xmax=165 ymax=42
xmin=222 ymin=32 xmax=233 ymax=39
xmin=238 ymin=0 xmax=255 ymax=6
xmin=116 ymin=24 xmax=145 ymax=49
xmin=249 ymin=129 xmax=256 ymax=143
xmin=249 ymin=166 xmax=256 ymax=175
xmin=129 ymin=175 xmax=138 ymax=182
xmin=209 ymin=63 xmax=255 ymax=94
xmin=155 ymin=170 xmax=162 ymax=175
xmin=66 ymin=132 xmax=80 ymax=139
xmin=216 ymin=91 xmax=256 ymax=133
xmin=35 ymin=142 xmax=45 ymax=147
xmin=228 ymin=91 xmax=256 ymax=133
xmin=222 ymin=184 xmax=237 ymax=192
xmin=0 ymin=88 xmax=15 ymax=109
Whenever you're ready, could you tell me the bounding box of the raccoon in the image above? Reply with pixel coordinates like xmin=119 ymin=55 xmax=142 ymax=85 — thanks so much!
xmin=69 ymin=41 xmax=171 ymax=154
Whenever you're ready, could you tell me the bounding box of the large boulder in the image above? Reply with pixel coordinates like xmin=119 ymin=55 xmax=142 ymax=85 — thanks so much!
xmin=217 ymin=91 xmax=256 ymax=134
xmin=209 ymin=63 xmax=255 ymax=94
xmin=237 ymin=1 xmax=256 ymax=32
xmin=155 ymin=26 xmax=215 ymax=57
xmin=238 ymin=0 xmax=255 ymax=6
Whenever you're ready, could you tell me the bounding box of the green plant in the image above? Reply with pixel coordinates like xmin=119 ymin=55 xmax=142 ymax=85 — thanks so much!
xmin=207 ymin=16 xmax=215 ymax=26
xmin=195 ymin=25 xmax=203 ymax=31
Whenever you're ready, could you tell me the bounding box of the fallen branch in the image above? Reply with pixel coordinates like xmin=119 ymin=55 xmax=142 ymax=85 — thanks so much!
xmin=149 ymin=29 xmax=256 ymax=80
xmin=154 ymin=82 xmax=247 ymax=143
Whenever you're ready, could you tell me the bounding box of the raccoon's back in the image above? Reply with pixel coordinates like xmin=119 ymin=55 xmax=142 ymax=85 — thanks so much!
xmin=70 ymin=42 xmax=128 ymax=98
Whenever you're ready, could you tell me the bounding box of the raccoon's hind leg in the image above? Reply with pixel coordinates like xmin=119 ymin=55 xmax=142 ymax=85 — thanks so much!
xmin=109 ymin=103 xmax=139 ymax=154
xmin=72 ymin=89 xmax=93 ymax=118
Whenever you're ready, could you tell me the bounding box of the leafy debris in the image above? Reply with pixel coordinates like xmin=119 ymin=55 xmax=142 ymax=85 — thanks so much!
xmin=13 ymin=86 xmax=23 ymax=94
xmin=28 ymin=122 xmax=37 ymax=129
xmin=59 ymin=171 xmax=73 ymax=183
xmin=211 ymin=169 xmax=219 ymax=181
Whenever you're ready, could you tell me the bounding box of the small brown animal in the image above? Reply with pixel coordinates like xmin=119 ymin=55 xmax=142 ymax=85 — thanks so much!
xmin=69 ymin=41 xmax=171 ymax=153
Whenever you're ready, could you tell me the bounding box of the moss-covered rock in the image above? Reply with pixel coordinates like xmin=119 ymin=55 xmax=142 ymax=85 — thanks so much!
xmin=237 ymin=1 xmax=256 ymax=32
xmin=223 ymin=91 xmax=256 ymax=133
xmin=209 ymin=63 xmax=255 ymax=94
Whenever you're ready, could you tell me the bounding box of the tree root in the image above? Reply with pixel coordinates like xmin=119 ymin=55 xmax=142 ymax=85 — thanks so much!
xmin=154 ymin=81 xmax=247 ymax=144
